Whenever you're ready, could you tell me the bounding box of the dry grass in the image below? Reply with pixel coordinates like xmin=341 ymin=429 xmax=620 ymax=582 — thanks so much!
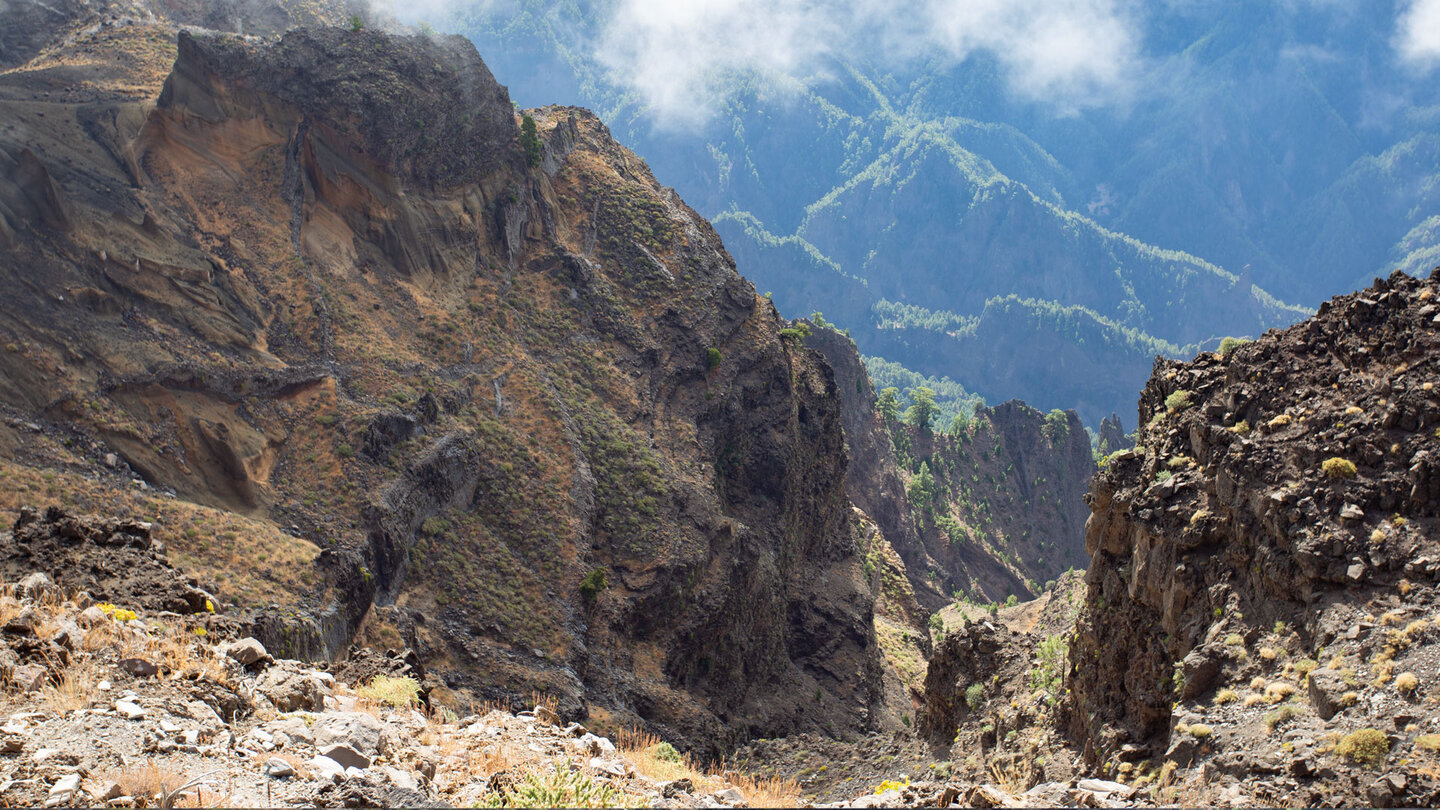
xmin=987 ymin=758 xmax=1029 ymax=794
xmin=38 ymin=658 xmax=103 ymax=714
xmin=1264 ymin=682 xmax=1297 ymax=704
xmin=615 ymin=729 xmax=801 ymax=808
xmin=100 ymin=762 xmax=232 ymax=808
xmin=1396 ymin=672 xmax=1420 ymax=694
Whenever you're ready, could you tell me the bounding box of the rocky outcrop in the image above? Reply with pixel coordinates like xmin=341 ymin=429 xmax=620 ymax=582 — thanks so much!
xmin=1067 ymin=270 xmax=1440 ymax=786
xmin=807 ymin=325 xmax=1093 ymax=607
xmin=1097 ymin=413 xmax=1131 ymax=454
xmin=1 ymin=506 xmax=215 ymax=615
xmin=0 ymin=18 xmax=884 ymax=754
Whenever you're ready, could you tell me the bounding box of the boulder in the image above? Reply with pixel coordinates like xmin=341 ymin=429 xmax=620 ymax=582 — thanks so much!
xmin=1077 ymin=779 xmax=1136 ymax=799
xmin=713 ymin=786 xmax=746 ymax=804
xmin=262 ymin=716 xmax=316 ymax=748
xmin=78 ymin=605 xmax=109 ymax=627
xmin=1307 ymin=669 xmax=1347 ymax=721
xmin=119 ymin=657 xmax=159 ymax=678
xmin=320 ymin=743 xmax=371 ymax=770
xmin=19 ymin=572 xmax=59 ymax=602
xmin=851 ymin=789 xmax=902 ymax=808
xmin=225 ymin=638 xmax=272 ymax=668
xmin=255 ymin=668 xmax=324 ymax=712
xmin=309 ymin=754 xmax=346 ymax=784
xmin=1180 ymin=647 xmax=1221 ymax=700
xmin=313 ymin=711 xmax=384 ymax=759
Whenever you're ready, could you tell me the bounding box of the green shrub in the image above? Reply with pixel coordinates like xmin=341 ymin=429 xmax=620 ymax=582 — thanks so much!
xmin=337 ymin=443 xmax=354 ymax=459
xmin=965 ymin=683 xmax=985 ymax=711
xmin=579 ymin=567 xmax=608 ymax=601
xmin=1336 ymin=728 xmax=1389 ymax=768
xmin=348 ymin=13 xmax=364 ymax=31
xmin=357 ymin=675 xmax=421 ymax=709
xmin=1322 ymin=457 xmax=1358 ymax=479
xmin=1265 ymin=704 xmax=1301 ymax=733
xmin=1188 ymin=723 xmax=1212 ymax=739
xmin=649 ymin=741 xmax=681 ymax=764
xmin=779 ymin=323 xmax=811 ymax=342
xmin=1164 ymin=390 xmax=1192 ymax=412
xmin=1219 ymin=337 xmax=1251 ymax=357
xmin=705 ymin=347 xmax=722 ymax=370
xmin=484 ymin=759 xmax=624 ymax=808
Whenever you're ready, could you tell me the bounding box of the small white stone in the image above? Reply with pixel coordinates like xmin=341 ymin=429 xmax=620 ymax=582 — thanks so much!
xmin=46 ymin=773 xmax=81 ymax=808
xmin=97 ymin=680 xmax=113 ymax=691
xmin=263 ymin=758 xmax=294 ymax=779
xmin=309 ymin=755 xmax=346 ymax=784
xmin=114 ymin=701 xmax=145 ymax=720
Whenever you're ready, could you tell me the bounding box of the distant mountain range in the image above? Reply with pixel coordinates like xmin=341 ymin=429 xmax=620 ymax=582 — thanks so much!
xmin=434 ymin=0 xmax=1440 ymax=425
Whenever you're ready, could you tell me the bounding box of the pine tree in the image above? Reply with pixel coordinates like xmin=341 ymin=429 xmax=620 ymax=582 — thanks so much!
xmin=904 ymin=386 xmax=938 ymax=432
xmin=520 ymin=114 xmax=542 ymax=167
xmin=877 ymin=387 xmax=901 ymax=422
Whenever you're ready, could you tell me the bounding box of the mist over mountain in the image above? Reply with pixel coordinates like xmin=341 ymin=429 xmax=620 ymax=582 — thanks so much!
xmin=408 ymin=0 xmax=1440 ymax=425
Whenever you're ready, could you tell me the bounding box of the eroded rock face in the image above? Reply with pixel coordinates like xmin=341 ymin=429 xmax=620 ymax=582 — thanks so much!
xmin=0 ymin=21 xmax=884 ymax=753
xmin=1066 ymin=269 xmax=1440 ymax=764
xmin=806 ymin=326 xmax=1093 ymax=608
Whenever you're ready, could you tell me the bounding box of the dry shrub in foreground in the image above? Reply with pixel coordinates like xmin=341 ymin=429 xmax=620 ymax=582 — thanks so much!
xmin=100 ymin=762 xmax=231 ymax=808
xmin=615 ymin=728 xmax=800 ymax=808
xmin=39 ymin=658 xmax=103 ymax=714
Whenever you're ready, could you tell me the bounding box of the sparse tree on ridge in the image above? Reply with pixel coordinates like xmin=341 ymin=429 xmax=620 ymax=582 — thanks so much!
xmin=904 ymin=386 xmax=938 ymax=432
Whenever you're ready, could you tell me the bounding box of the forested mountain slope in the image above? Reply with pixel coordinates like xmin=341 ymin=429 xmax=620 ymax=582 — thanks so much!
xmin=439 ymin=0 xmax=1438 ymax=424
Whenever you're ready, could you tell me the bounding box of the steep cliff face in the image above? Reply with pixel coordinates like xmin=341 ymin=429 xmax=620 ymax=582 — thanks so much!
xmin=0 ymin=20 xmax=883 ymax=752
xmin=806 ymin=317 xmax=1094 ymax=608
xmin=1067 ymin=270 xmax=1440 ymax=792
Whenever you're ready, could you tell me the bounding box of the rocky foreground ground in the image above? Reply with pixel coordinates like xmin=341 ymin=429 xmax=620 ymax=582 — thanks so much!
xmin=0 ymin=510 xmax=1153 ymax=808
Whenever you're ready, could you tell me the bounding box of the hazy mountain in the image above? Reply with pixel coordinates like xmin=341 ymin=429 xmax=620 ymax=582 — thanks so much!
xmin=421 ymin=0 xmax=1438 ymax=425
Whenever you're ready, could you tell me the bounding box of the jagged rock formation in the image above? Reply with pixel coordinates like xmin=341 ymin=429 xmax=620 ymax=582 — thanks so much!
xmin=0 ymin=12 xmax=888 ymax=753
xmin=1097 ymin=413 xmax=1132 ymax=455
xmin=1065 ymin=270 xmax=1440 ymax=805
xmin=806 ymin=325 xmax=1093 ymax=608
xmin=1 ymin=506 xmax=217 ymax=615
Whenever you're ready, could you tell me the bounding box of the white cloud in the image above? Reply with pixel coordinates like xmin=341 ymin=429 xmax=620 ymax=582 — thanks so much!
xmin=1397 ymin=0 xmax=1440 ymax=68
xmin=597 ymin=0 xmax=1142 ymax=126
